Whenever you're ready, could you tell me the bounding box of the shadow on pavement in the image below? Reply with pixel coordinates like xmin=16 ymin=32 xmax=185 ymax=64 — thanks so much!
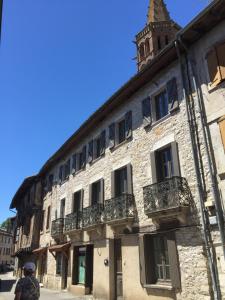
xmin=0 ymin=279 xmax=16 ymax=292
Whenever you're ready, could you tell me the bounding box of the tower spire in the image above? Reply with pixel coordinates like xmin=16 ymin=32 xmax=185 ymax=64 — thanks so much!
xmin=147 ymin=0 xmax=171 ymax=23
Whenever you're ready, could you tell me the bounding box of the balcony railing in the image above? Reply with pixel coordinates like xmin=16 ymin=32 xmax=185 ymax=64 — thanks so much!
xmin=104 ymin=194 xmax=135 ymax=223
xmin=143 ymin=177 xmax=191 ymax=216
xmin=64 ymin=212 xmax=82 ymax=233
xmin=82 ymin=203 xmax=104 ymax=229
xmin=51 ymin=218 xmax=64 ymax=237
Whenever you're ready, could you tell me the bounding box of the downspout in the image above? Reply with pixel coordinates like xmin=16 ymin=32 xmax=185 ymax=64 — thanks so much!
xmin=174 ymin=40 xmax=221 ymax=300
xmin=178 ymin=36 xmax=225 ymax=260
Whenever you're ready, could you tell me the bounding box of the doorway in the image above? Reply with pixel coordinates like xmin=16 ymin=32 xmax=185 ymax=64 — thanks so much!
xmin=114 ymin=239 xmax=123 ymax=299
xmin=62 ymin=255 xmax=68 ymax=290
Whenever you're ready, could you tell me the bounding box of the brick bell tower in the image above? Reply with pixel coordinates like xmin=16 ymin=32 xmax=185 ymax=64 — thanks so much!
xmin=136 ymin=0 xmax=180 ymax=71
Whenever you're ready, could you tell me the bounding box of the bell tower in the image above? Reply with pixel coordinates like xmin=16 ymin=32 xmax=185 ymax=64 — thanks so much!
xmin=136 ymin=0 xmax=180 ymax=71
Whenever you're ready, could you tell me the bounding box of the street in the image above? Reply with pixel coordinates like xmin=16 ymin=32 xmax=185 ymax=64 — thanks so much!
xmin=0 ymin=272 xmax=92 ymax=300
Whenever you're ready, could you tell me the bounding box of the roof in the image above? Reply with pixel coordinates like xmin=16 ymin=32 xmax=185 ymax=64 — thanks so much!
xmin=10 ymin=0 xmax=225 ymax=208
xmin=10 ymin=175 xmax=38 ymax=209
xmin=147 ymin=0 xmax=171 ymax=23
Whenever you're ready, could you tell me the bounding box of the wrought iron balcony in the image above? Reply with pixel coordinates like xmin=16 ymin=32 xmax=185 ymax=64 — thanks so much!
xmin=64 ymin=212 xmax=82 ymax=233
xmin=104 ymin=194 xmax=135 ymax=224
xmin=51 ymin=218 xmax=64 ymax=238
xmin=143 ymin=177 xmax=191 ymax=222
xmin=82 ymin=203 xmax=103 ymax=229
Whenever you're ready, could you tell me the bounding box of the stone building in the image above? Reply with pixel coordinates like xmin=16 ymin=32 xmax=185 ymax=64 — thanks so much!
xmin=0 ymin=229 xmax=14 ymax=271
xmin=11 ymin=0 xmax=225 ymax=299
xmin=10 ymin=176 xmax=43 ymax=277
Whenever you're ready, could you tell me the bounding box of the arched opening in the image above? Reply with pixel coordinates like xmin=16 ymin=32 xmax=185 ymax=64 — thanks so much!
xmin=145 ymin=39 xmax=150 ymax=55
xmin=139 ymin=43 xmax=145 ymax=60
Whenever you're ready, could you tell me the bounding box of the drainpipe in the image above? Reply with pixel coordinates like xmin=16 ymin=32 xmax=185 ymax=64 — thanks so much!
xmin=174 ymin=40 xmax=221 ymax=300
xmin=178 ymin=36 xmax=225 ymax=260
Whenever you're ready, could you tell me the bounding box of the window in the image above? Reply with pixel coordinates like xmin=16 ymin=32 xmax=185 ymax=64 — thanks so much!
xmin=88 ymin=131 xmax=106 ymax=163
xmin=157 ymin=36 xmax=161 ymax=50
xmin=139 ymin=43 xmax=145 ymax=60
xmin=150 ymin=142 xmax=180 ymax=184
xmin=112 ymin=164 xmax=133 ymax=197
xmin=142 ymin=97 xmax=152 ymax=127
xmin=155 ymin=90 xmax=169 ymax=120
xmin=90 ymin=179 xmax=104 ymax=205
xmin=75 ymin=145 xmax=87 ymax=172
xmin=139 ymin=232 xmax=180 ymax=288
xmin=118 ymin=119 xmax=126 ymax=144
xmin=58 ymin=159 xmax=71 ymax=183
xmin=206 ymin=41 xmax=225 ymax=88
xmin=218 ymin=116 xmax=225 ymax=151
xmin=60 ymin=199 xmax=66 ymax=218
xmin=48 ymin=174 xmax=54 ymax=192
xmin=73 ymin=190 xmax=83 ymax=213
xmin=46 ymin=206 xmax=51 ymax=230
xmin=165 ymin=35 xmax=169 ymax=45
xmin=56 ymin=253 xmax=62 ymax=275
xmin=145 ymin=39 xmax=150 ymax=55
xmin=109 ymin=111 xmax=132 ymax=149
xmin=40 ymin=210 xmax=45 ymax=232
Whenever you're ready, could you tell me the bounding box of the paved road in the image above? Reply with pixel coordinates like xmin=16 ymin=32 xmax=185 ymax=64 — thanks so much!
xmin=0 ymin=272 xmax=92 ymax=300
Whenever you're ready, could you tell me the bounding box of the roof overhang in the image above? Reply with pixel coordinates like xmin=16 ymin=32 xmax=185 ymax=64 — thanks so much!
xmin=49 ymin=243 xmax=71 ymax=259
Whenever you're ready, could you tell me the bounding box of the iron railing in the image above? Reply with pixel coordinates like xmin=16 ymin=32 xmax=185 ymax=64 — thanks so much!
xmin=82 ymin=203 xmax=104 ymax=228
xmin=64 ymin=212 xmax=82 ymax=233
xmin=104 ymin=194 xmax=135 ymax=222
xmin=143 ymin=177 xmax=191 ymax=215
xmin=51 ymin=218 xmax=64 ymax=237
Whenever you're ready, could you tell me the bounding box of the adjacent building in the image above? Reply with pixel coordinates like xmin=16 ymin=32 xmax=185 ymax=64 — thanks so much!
xmin=11 ymin=0 xmax=225 ymax=299
xmin=0 ymin=229 xmax=14 ymax=271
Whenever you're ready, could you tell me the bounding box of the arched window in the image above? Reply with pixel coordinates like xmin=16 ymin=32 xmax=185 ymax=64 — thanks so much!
xmin=139 ymin=43 xmax=145 ymax=60
xmin=145 ymin=39 xmax=150 ymax=55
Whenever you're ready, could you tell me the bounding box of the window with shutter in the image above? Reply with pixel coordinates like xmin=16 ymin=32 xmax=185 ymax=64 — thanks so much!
xmin=155 ymin=90 xmax=169 ymax=120
xmin=90 ymin=179 xmax=104 ymax=205
xmin=88 ymin=140 xmax=94 ymax=163
xmin=218 ymin=116 xmax=225 ymax=151
xmin=81 ymin=146 xmax=86 ymax=168
xmin=59 ymin=165 xmax=63 ymax=183
xmin=139 ymin=232 xmax=180 ymax=289
xmin=167 ymin=78 xmax=179 ymax=112
xmin=142 ymin=97 xmax=152 ymax=126
xmin=46 ymin=206 xmax=51 ymax=230
xmin=109 ymin=123 xmax=115 ymax=149
xmin=48 ymin=174 xmax=54 ymax=192
xmin=206 ymin=41 xmax=225 ymax=87
xmin=72 ymin=154 xmax=77 ymax=174
xmin=100 ymin=130 xmax=106 ymax=155
xmin=125 ymin=111 xmax=132 ymax=139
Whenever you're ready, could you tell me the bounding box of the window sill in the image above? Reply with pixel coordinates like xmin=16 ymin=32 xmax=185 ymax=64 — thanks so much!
xmin=89 ymin=154 xmax=105 ymax=166
xmin=73 ymin=168 xmax=85 ymax=177
xmin=59 ymin=178 xmax=69 ymax=186
xmin=110 ymin=137 xmax=131 ymax=152
xmin=144 ymin=284 xmax=173 ymax=291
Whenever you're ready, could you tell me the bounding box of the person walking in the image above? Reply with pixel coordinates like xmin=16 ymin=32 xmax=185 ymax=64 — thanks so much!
xmin=14 ymin=262 xmax=40 ymax=300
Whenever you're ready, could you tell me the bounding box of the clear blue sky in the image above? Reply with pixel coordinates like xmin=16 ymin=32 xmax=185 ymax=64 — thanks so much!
xmin=0 ymin=0 xmax=210 ymax=223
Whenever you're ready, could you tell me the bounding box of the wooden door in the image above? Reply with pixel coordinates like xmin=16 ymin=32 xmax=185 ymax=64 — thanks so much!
xmin=115 ymin=239 xmax=123 ymax=299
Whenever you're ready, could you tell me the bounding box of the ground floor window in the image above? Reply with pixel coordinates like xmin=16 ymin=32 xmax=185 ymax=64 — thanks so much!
xmin=139 ymin=232 xmax=181 ymax=289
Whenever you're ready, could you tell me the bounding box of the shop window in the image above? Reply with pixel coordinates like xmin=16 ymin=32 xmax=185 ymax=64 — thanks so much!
xmin=206 ymin=40 xmax=225 ymax=88
xmin=139 ymin=232 xmax=180 ymax=288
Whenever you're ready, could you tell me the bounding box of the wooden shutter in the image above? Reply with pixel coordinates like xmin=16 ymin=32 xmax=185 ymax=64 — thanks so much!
xmin=88 ymin=140 xmax=93 ymax=163
xmin=126 ymin=164 xmax=133 ymax=195
xmin=111 ymin=171 xmax=115 ymax=198
xmin=72 ymin=154 xmax=76 ymax=174
xmin=100 ymin=179 xmax=104 ymax=204
xmin=100 ymin=130 xmax=106 ymax=155
xmin=206 ymin=49 xmax=221 ymax=87
xmin=85 ymin=245 xmax=93 ymax=288
xmin=139 ymin=235 xmax=147 ymax=286
xmin=82 ymin=145 xmax=86 ymax=168
xmin=142 ymin=97 xmax=152 ymax=126
xmin=217 ymin=41 xmax=225 ymax=80
xmin=171 ymin=142 xmax=180 ymax=177
xmin=72 ymin=247 xmax=79 ymax=285
xmin=167 ymin=232 xmax=181 ymax=289
xmin=89 ymin=184 xmax=92 ymax=206
xmin=218 ymin=116 xmax=225 ymax=151
xmin=109 ymin=123 xmax=115 ymax=149
xmin=125 ymin=111 xmax=132 ymax=139
xmin=167 ymin=78 xmax=179 ymax=112
xmin=59 ymin=165 xmax=63 ymax=183
xmin=150 ymin=151 xmax=157 ymax=183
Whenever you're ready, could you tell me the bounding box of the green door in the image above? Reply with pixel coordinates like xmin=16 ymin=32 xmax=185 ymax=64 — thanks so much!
xmin=78 ymin=254 xmax=85 ymax=284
